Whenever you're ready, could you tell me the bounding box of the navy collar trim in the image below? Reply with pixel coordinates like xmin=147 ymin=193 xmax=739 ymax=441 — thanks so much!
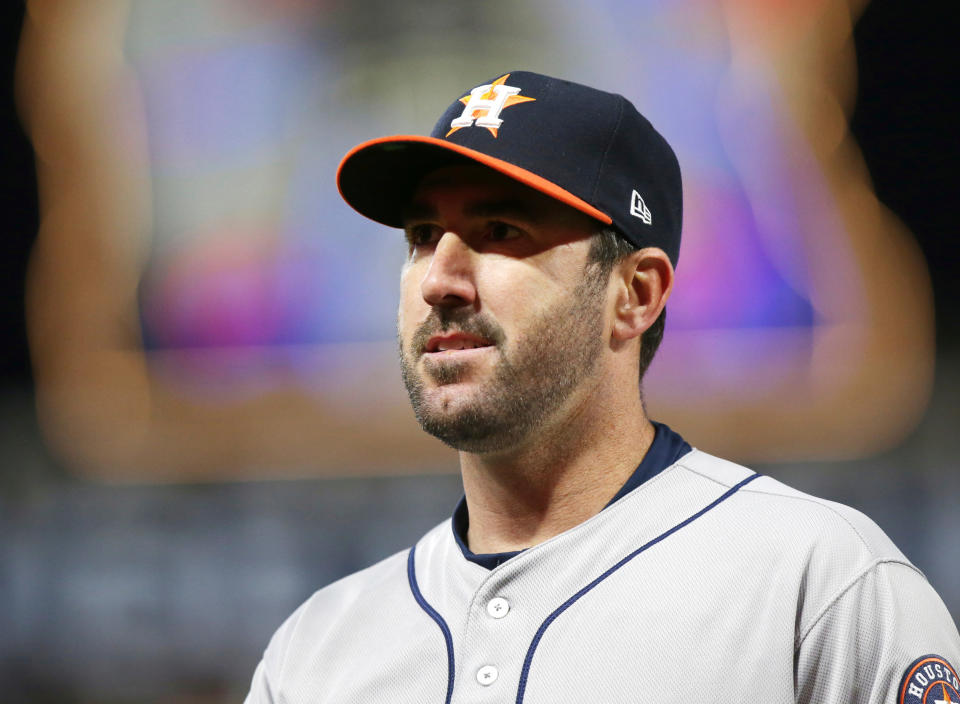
xmin=451 ymin=421 xmax=692 ymax=570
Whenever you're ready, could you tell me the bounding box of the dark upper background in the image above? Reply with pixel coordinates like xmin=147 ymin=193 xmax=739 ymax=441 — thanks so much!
xmin=850 ymin=0 xmax=958 ymax=349
xmin=1 ymin=2 xmax=35 ymax=391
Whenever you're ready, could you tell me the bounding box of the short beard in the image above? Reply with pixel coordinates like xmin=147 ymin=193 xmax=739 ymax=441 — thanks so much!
xmin=398 ymin=264 xmax=608 ymax=454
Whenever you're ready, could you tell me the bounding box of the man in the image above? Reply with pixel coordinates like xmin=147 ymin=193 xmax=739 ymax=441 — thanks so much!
xmin=245 ymin=71 xmax=959 ymax=703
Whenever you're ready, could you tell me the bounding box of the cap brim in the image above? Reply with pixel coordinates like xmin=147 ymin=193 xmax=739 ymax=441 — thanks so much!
xmin=336 ymin=135 xmax=613 ymax=228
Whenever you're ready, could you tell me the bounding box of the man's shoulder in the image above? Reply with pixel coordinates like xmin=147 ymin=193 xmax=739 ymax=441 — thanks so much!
xmin=674 ymin=449 xmax=913 ymax=567
xmin=668 ymin=449 xmax=929 ymax=642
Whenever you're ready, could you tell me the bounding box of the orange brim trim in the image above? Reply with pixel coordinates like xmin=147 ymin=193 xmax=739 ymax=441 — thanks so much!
xmin=336 ymin=135 xmax=613 ymax=226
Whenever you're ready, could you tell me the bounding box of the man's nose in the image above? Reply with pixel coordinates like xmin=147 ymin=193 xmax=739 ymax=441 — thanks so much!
xmin=420 ymin=232 xmax=478 ymax=308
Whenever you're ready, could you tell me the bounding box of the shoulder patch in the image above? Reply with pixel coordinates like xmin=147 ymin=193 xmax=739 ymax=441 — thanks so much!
xmin=898 ymin=655 xmax=960 ymax=704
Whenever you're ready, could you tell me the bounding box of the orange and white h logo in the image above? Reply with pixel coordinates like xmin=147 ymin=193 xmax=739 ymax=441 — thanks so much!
xmin=447 ymin=74 xmax=536 ymax=138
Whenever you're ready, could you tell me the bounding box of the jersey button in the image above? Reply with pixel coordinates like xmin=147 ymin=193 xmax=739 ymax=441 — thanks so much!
xmin=476 ymin=665 xmax=499 ymax=686
xmin=486 ymin=597 xmax=510 ymax=619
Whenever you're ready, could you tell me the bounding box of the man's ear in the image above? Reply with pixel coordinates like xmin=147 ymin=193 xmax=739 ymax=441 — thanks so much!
xmin=611 ymin=248 xmax=674 ymax=343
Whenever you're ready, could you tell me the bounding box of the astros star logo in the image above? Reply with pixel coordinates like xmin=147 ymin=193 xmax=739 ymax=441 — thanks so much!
xmin=447 ymin=74 xmax=536 ymax=138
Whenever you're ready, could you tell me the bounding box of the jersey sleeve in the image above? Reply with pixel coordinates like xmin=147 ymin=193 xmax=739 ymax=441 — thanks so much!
xmin=796 ymin=560 xmax=960 ymax=704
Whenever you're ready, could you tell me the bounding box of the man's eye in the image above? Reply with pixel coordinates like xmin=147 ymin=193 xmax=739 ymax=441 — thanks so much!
xmin=488 ymin=222 xmax=521 ymax=242
xmin=405 ymin=224 xmax=441 ymax=247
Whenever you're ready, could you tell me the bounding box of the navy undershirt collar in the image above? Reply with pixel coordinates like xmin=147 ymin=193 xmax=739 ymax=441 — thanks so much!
xmin=451 ymin=421 xmax=692 ymax=569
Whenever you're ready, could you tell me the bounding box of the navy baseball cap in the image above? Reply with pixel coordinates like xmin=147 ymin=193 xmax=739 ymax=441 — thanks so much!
xmin=337 ymin=71 xmax=683 ymax=266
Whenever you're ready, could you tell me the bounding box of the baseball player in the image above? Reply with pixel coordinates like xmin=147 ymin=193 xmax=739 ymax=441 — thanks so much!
xmin=245 ymin=71 xmax=960 ymax=703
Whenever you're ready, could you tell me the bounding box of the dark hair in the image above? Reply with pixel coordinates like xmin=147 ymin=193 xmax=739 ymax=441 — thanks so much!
xmin=586 ymin=227 xmax=667 ymax=386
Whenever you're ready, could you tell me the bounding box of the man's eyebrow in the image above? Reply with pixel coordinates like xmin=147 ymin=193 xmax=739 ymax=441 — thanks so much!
xmin=401 ymin=198 xmax=543 ymax=225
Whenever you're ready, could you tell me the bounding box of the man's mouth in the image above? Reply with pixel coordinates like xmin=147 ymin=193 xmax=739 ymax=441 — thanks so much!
xmin=424 ymin=333 xmax=494 ymax=354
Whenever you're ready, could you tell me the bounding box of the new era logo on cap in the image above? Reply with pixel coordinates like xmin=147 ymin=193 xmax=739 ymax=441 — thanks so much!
xmin=337 ymin=70 xmax=683 ymax=266
xmin=630 ymin=190 xmax=652 ymax=225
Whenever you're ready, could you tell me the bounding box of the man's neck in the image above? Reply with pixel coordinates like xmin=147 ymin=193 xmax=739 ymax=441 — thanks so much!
xmin=459 ymin=400 xmax=655 ymax=555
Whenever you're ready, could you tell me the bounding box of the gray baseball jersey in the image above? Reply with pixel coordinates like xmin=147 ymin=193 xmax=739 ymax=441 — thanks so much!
xmin=245 ymin=448 xmax=960 ymax=703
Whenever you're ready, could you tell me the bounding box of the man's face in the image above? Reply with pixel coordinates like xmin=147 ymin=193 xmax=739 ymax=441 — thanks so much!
xmin=397 ymin=164 xmax=611 ymax=454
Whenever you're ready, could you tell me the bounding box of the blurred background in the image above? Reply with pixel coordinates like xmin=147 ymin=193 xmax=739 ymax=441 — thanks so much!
xmin=1 ymin=0 xmax=957 ymax=701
